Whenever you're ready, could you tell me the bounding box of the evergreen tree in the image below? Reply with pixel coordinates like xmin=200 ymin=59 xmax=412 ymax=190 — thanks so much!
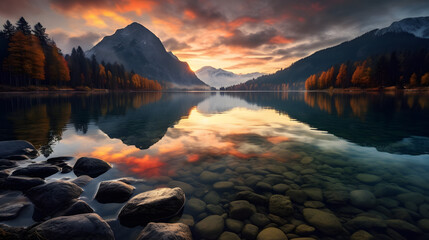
xmin=33 ymin=22 xmax=48 ymax=45
xmin=2 ymin=20 xmax=16 ymax=39
xmin=16 ymin=17 xmax=31 ymax=35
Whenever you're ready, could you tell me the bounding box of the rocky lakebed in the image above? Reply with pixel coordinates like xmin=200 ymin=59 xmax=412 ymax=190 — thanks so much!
xmin=0 ymin=140 xmax=429 ymax=240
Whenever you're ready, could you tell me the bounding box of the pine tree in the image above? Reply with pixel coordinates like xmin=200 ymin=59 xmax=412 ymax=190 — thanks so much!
xmin=16 ymin=17 xmax=31 ymax=35
xmin=33 ymin=22 xmax=48 ymax=45
xmin=2 ymin=20 xmax=15 ymax=39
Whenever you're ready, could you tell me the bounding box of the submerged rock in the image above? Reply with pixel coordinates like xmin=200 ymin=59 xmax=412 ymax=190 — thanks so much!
xmin=136 ymin=222 xmax=192 ymax=240
xmin=0 ymin=140 xmax=38 ymax=158
xmin=350 ymin=190 xmax=376 ymax=209
xmin=73 ymin=157 xmax=112 ymax=178
xmin=168 ymin=180 xmax=194 ymax=195
xmin=194 ymin=215 xmax=224 ymax=240
xmin=27 ymin=213 xmax=114 ymax=240
xmin=356 ymin=173 xmax=381 ymax=184
xmin=95 ymin=180 xmax=135 ymax=203
xmin=229 ymin=200 xmax=256 ymax=220
xmin=350 ymin=230 xmax=375 ymax=240
xmin=118 ymin=187 xmax=185 ymax=227
xmin=303 ymin=208 xmax=343 ymax=235
xmin=269 ymin=195 xmax=293 ymax=217
xmin=242 ymin=223 xmax=259 ymax=240
xmin=236 ymin=191 xmax=268 ymax=205
xmin=12 ymin=163 xmax=60 ymax=179
xmin=186 ymin=198 xmax=206 ymax=214
xmin=219 ymin=231 xmax=241 ymax=240
xmin=256 ymin=227 xmax=287 ymax=240
xmin=2 ymin=176 xmax=45 ymax=191
xmin=25 ymin=181 xmax=83 ymax=217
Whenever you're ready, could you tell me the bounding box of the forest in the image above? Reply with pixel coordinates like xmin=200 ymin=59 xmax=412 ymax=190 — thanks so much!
xmin=305 ymin=49 xmax=429 ymax=90
xmin=0 ymin=17 xmax=162 ymax=91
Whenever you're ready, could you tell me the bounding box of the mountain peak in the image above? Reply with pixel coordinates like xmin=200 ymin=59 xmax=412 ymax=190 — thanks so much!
xmin=375 ymin=16 xmax=429 ymax=38
xmin=86 ymin=22 xmax=207 ymax=89
xmin=196 ymin=66 xmax=262 ymax=88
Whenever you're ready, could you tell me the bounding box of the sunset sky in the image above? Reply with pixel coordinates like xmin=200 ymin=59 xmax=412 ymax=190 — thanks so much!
xmin=1 ymin=0 xmax=429 ymax=74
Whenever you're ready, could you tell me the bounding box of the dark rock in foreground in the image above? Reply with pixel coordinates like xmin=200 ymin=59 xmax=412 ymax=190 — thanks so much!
xmin=73 ymin=157 xmax=112 ymax=178
xmin=2 ymin=176 xmax=45 ymax=191
xmin=0 ymin=159 xmax=18 ymax=170
xmin=47 ymin=156 xmax=75 ymax=164
xmin=0 ymin=140 xmax=38 ymax=159
xmin=95 ymin=180 xmax=135 ymax=203
xmin=57 ymin=200 xmax=94 ymax=217
xmin=71 ymin=175 xmax=93 ymax=187
xmin=12 ymin=163 xmax=60 ymax=179
xmin=118 ymin=187 xmax=185 ymax=227
xmin=136 ymin=222 xmax=192 ymax=240
xmin=27 ymin=213 xmax=114 ymax=240
xmin=0 ymin=202 xmax=30 ymax=220
xmin=25 ymin=181 xmax=83 ymax=218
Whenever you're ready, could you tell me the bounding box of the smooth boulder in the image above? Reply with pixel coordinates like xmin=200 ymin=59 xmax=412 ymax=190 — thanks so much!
xmin=136 ymin=222 xmax=192 ymax=240
xmin=73 ymin=157 xmax=111 ymax=178
xmin=350 ymin=190 xmax=376 ymax=209
xmin=12 ymin=164 xmax=60 ymax=179
xmin=118 ymin=187 xmax=185 ymax=227
xmin=257 ymin=227 xmax=288 ymax=240
xmin=25 ymin=181 xmax=83 ymax=217
xmin=95 ymin=180 xmax=135 ymax=203
xmin=303 ymin=208 xmax=343 ymax=235
xmin=269 ymin=195 xmax=294 ymax=217
xmin=2 ymin=176 xmax=44 ymax=191
xmin=0 ymin=140 xmax=37 ymax=158
xmin=194 ymin=215 xmax=224 ymax=240
xmin=27 ymin=213 xmax=114 ymax=240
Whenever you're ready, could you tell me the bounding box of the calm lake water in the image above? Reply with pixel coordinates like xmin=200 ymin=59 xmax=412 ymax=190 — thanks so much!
xmin=1 ymin=91 xmax=429 ymax=239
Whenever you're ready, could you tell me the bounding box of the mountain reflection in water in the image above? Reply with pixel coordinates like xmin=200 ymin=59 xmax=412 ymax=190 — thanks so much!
xmin=0 ymin=91 xmax=428 ymax=177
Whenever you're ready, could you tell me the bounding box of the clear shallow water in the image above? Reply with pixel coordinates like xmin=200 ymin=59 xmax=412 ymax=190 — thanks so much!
xmin=1 ymin=91 xmax=429 ymax=239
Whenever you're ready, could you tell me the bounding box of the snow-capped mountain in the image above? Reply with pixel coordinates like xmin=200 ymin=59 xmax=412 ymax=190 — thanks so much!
xmin=375 ymin=16 xmax=429 ymax=38
xmin=86 ymin=22 xmax=208 ymax=89
xmin=196 ymin=66 xmax=262 ymax=89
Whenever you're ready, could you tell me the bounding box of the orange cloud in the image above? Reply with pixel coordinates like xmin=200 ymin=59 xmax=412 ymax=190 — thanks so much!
xmin=269 ymin=35 xmax=293 ymax=44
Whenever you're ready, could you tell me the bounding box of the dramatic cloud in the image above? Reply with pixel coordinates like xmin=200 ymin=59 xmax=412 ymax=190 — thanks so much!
xmin=8 ymin=0 xmax=429 ymax=73
xmin=163 ymin=38 xmax=190 ymax=51
xmin=50 ymin=31 xmax=101 ymax=54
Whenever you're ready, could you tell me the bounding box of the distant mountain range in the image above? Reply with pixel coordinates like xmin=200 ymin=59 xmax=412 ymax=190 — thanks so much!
xmin=196 ymin=66 xmax=262 ymax=89
xmin=228 ymin=16 xmax=429 ymax=90
xmin=86 ymin=22 xmax=208 ymax=89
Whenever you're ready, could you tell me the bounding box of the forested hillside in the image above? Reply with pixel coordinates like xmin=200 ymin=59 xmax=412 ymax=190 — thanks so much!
xmin=0 ymin=17 xmax=161 ymax=91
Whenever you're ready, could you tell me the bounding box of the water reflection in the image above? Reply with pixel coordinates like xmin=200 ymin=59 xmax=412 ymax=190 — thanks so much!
xmin=1 ymin=91 xmax=428 ymax=161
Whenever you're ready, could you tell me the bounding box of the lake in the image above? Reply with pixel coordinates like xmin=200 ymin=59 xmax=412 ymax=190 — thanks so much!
xmin=1 ymin=91 xmax=429 ymax=239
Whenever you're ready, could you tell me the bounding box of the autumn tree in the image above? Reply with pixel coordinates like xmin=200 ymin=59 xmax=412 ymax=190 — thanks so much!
xmin=3 ymin=31 xmax=45 ymax=85
xmin=421 ymin=73 xmax=429 ymax=86
xmin=351 ymin=61 xmax=372 ymax=88
xmin=45 ymin=43 xmax=69 ymax=85
xmin=409 ymin=73 xmax=418 ymax=87
xmin=335 ymin=64 xmax=347 ymax=88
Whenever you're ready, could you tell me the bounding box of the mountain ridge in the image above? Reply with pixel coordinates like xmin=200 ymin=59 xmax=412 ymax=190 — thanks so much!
xmin=228 ymin=16 xmax=429 ymax=90
xmin=86 ymin=22 xmax=208 ymax=89
xmin=196 ymin=66 xmax=262 ymax=88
